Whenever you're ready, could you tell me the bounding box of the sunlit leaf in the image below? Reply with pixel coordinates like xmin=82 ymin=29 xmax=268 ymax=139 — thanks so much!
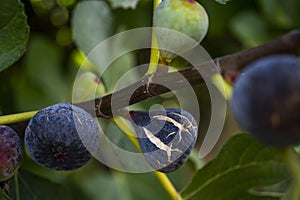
xmin=181 ymin=134 xmax=289 ymax=200
xmin=0 ymin=0 xmax=29 ymax=72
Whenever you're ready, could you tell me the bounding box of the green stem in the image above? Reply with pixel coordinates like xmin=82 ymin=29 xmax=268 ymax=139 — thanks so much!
xmin=0 ymin=111 xmax=38 ymax=125
xmin=211 ymin=74 xmax=233 ymax=101
xmin=280 ymin=147 xmax=300 ymax=199
xmin=153 ymin=0 xmax=162 ymax=8
xmin=14 ymin=172 xmax=20 ymax=200
xmin=154 ymin=171 xmax=183 ymax=200
xmin=144 ymin=1 xmax=183 ymax=198
xmin=146 ymin=0 xmax=162 ymax=75
xmin=112 ymin=116 xmax=141 ymax=151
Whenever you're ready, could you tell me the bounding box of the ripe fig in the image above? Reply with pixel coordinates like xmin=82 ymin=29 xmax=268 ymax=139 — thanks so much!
xmin=130 ymin=109 xmax=198 ymax=173
xmin=231 ymin=55 xmax=300 ymax=146
xmin=25 ymin=102 xmax=100 ymax=170
xmin=0 ymin=126 xmax=23 ymax=182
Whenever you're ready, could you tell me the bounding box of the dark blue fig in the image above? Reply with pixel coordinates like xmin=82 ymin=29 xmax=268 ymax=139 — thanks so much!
xmin=130 ymin=109 xmax=198 ymax=173
xmin=25 ymin=102 xmax=100 ymax=170
xmin=231 ymin=55 xmax=300 ymax=146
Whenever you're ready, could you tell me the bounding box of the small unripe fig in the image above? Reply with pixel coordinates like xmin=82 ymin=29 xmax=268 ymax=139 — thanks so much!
xmin=73 ymin=72 xmax=106 ymax=102
xmin=154 ymin=0 xmax=209 ymax=60
xmin=25 ymin=102 xmax=100 ymax=170
xmin=230 ymin=55 xmax=300 ymax=146
xmin=130 ymin=109 xmax=198 ymax=173
xmin=0 ymin=126 xmax=23 ymax=182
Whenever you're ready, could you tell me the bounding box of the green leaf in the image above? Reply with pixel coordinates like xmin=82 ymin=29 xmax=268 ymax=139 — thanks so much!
xmin=108 ymin=0 xmax=139 ymax=9
xmin=215 ymin=0 xmax=230 ymax=5
xmin=249 ymin=179 xmax=289 ymax=198
xmin=71 ymin=167 xmax=171 ymax=200
xmin=0 ymin=187 xmax=10 ymax=200
xmin=9 ymin=170 xmax=72 ymax=200
xmin=0 ymin=0 xmax=29 ymax=72
xmin=229 ymin=11 xmax=269 ymax=48
xmin=258 ymin=0 xmax=293 ymax=29
xmin=72 ymin=0 xmax=116 ymax=79
xmin=181 ymin=134 xmax=289 ymax=200
xmin=72 ymin=1 xmax=142 ymax=90
xmin=72 ymin=1 xmax=113 ymax=56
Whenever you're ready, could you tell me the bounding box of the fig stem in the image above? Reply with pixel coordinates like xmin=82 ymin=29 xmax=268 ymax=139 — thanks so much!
xmin=211 ymin=74 xmax=233 ymax=100
xmin=280 ymin=147 xmax=300 ymax=199
xmin=112 ymin=116 xmax=140 ymax=150
xmin=155 ymin=171 xmax=183 ymax=200
xmin=146 ymin=0 xmax=162 ymax=75
xmin=153 ymin=0 xmax=162 ymax=8
xmin=0 ymin=111 xmax=38 ymax=125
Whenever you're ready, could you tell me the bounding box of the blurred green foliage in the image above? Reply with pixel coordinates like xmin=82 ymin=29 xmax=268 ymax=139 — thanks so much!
xmin=0 ymin=0 xmax=299 ymax=199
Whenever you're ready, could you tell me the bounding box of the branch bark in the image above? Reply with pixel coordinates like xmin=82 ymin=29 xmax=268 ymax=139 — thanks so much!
xmin=75 ymin=30 xmax=300 ymax=118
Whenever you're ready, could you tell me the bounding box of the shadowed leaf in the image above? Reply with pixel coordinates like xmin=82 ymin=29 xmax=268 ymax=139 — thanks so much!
xmin=0 ymin=0 xmax=29 ymax=71
xmin=181 ymin=134 xmax=289 ymax=200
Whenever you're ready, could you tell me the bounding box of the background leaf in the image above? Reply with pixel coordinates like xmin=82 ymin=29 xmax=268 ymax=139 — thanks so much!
xmin=12 ymin=35 xmax=71 ymax=111
xmin=70 ymin=165 xmax=172 ymax=200
xmin=8 ymin=170 xmax=72 ymax=200
xmin=72 ymin=0 xmax=141 ymax=91
xmin=72 ymin=1 xmax=113 ymax=57
xmin=0 ymin=187 xmax=10 ymax=200
xmin=0 ymin=0 xmax=29 ymax=72
xmin=181 ymin=134 xmax=290 ymax=200
xmin=229 ymin=11 xmax=269 ymax=48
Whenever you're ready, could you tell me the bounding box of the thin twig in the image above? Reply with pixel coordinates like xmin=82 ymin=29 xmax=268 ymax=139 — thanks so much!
xmin=75 ymin=30 xmax=300 ymax=118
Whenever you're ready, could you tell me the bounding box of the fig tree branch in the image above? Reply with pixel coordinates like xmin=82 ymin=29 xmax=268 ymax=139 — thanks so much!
xmin=2 ymin=29 xmax=300 ymax=137
xmin=75 ymin=30 xmax=300 ymax=118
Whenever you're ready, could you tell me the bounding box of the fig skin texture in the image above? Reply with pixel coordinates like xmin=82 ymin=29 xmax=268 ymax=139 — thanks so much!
xmin=0 ymin=125 xmax=23 ymax=182
xmin=130 ymin=109 xmax=198 ymax=173
xmin=25 ymin=102 xmax=100 ymax=171
xmin=231 ymin=55 xmax=300 ymax=146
